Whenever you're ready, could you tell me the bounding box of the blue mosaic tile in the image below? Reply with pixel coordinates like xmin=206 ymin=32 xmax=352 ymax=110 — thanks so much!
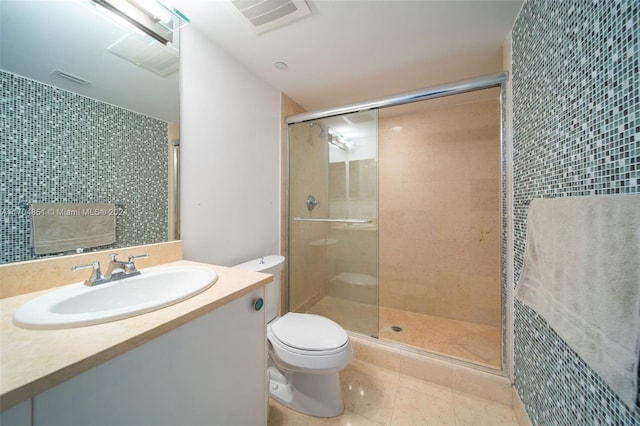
xmin=512 ymin=0 xmax=639 ymax=424
xmin=501 ymin=86 xmax=508 ymax=372
xmin=0 ymin=71 xmax=168 ymax=263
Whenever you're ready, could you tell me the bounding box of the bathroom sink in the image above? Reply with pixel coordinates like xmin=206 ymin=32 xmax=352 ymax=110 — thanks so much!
xmin=13 ymin=265 xmax=218 ymax=329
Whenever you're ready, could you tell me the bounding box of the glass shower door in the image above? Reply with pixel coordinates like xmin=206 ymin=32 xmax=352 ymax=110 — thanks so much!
xmin=288 ymin=110 xmax=378 ymax=338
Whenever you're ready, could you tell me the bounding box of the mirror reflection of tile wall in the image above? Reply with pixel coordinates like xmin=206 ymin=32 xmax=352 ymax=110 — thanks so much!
xmin=1 ymin=71 xmax=168 ymax=264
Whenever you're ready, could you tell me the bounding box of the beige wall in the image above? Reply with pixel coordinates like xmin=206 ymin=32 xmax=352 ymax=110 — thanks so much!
xmin=280 ymin=94 xmax=305 ymax=314
xmin=326 ymin=158 xmax=378 ymax=282
xmin=379 ymin=98 xmax=501 ymax=327
xmin=0 ymin=241 xmax=183 ymax=298
xmin=287 ymin=121 xmax=330 ymax=312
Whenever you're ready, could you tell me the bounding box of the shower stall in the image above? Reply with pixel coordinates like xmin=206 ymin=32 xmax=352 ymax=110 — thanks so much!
xmin=287 ymin=73 xmax=506 ymax=371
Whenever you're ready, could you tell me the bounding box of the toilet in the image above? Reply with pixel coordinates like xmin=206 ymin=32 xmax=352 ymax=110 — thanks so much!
xmin=234 ymin=255 xmax=352 ymax=418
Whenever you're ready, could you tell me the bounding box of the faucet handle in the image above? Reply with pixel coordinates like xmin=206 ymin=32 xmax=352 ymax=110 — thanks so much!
xmin=72 ymin=261 xmax=104 ymax=286
xmin=109 ymin=253 xmax=119 ymax=262
xmin=72 ymin=260 xmax=101 ymax=272
xmin=128 ymin=253 xmax=150 ymax=263
xmin=117 ymin=253 xmax=150 ymax=275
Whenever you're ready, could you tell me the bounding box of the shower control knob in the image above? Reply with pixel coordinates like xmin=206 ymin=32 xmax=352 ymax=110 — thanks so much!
xmin=306 ymin=195 xmax=320 ymax=211
xmin=253 ymin=297 xmax=264 ymax=311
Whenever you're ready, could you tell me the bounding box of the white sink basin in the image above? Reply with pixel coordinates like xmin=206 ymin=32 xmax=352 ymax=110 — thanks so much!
xmin=13 ymin=265 xmax=218 ymax=329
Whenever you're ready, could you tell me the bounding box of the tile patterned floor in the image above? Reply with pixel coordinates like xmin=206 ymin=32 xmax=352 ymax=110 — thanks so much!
xmin=379 ymin=306 xmax=501 ymax=369
xmin=307 ymin=296 xmax=501 ymax=369
xmin=267 ymin=359 xmax=519 ymax=425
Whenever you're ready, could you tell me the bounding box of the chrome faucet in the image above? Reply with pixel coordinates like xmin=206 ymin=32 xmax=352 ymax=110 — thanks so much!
xmin=72 ymin=253 xmax=150 ymax=287
xmin=72 ymin=261 xmax=109 ymax=287
xmin=104 ymin=253 xmax=150 ymax=281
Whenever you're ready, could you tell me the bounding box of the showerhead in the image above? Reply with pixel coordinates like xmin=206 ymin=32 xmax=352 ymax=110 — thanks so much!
xmin=309 ymin=122 xmax=327 ymax=138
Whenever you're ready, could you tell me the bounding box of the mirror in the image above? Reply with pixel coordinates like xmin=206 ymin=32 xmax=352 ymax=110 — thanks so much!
xmin=0 ymin=0 xmax=182 ymax=264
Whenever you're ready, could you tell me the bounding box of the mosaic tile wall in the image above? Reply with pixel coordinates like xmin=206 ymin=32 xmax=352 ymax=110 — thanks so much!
xmin=512 ymin=0 xmax=639 ymax=424
xmin=501 ymin=86 xmax=508 ymax=373
xmin=0 ymin=71 xmax=169 ymax=264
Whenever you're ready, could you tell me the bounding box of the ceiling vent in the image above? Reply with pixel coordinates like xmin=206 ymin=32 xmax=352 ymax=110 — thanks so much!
xmin=107 ymin=33 xmax=179 ymax=77
xmin=227 ymin=0 xmax=311 ymax=34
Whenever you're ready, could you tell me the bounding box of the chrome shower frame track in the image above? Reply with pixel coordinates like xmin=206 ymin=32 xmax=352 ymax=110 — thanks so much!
xmin=286 ymin=71 xmax=511 ymax=376
xmin=286 ymin=72 xmax=507 ymax=124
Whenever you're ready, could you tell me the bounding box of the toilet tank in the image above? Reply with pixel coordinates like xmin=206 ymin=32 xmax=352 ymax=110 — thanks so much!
xmin=233 ymin=255 xmax=285 ymax=322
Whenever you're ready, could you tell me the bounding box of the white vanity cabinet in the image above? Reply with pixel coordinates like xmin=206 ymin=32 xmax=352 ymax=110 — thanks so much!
xmin=0 ymin=399 xmax=31 ymax=426
xmin=31 ymin=287 xmax=267 ymax=426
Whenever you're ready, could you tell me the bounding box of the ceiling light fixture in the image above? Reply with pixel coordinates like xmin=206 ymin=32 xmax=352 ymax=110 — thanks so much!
xmin=52 ymin=70 xmax=92 ymax=85
xmin=93 ymin=0 xmax=189 ymax=45
xmin=274 ymin=61 xmax=288 ymax=70
xmin=328 ymin=128 xmax=353 ymax=151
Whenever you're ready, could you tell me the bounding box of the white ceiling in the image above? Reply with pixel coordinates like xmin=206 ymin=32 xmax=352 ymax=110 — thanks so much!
xmin=0 ymin=0 xmax=179 ymax=122
xmin=173 ymin=0 xmax=524 ymax=112
xmin=0 ymin=0 xmax=523 ymax=121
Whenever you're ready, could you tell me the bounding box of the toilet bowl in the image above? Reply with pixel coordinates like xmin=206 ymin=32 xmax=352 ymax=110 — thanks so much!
xmin=234 ymin=255 xmax=352 ymax=418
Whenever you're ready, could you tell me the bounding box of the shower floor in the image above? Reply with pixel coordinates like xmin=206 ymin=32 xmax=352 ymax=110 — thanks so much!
xmin=307 ymin=296 xmax=501 ymax=369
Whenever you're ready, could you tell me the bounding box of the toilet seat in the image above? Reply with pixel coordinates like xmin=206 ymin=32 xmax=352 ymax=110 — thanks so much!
xmin=267 ymin=313 xmax=352 ymax=373
xmin=271 ymin=313 xmax=348 ymax=352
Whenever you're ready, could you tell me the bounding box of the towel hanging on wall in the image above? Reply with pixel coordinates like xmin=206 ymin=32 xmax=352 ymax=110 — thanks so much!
xmin=30 ymin=203 xmax=116 ymax=254
xmin=515 ymin=195 xmax=640 ymax=409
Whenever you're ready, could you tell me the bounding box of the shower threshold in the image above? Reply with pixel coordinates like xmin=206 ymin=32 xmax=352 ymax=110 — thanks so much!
xmin=307 ymin=296 xmax=501 ymax=370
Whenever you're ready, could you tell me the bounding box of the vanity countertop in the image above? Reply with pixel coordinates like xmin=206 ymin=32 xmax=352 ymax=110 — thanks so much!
xmin=0 ymin=260 xmax=272 ymax=411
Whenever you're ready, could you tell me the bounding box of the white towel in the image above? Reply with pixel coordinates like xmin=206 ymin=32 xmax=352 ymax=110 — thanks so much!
xmin=515 ymin=195 xmax=640 ymax=409
xmin=30 ymin=203 xmax=116 ymax=254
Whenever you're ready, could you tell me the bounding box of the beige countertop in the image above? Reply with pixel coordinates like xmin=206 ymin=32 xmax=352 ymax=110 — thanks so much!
xmin=0 ymin=260 xmax=272 ymax=411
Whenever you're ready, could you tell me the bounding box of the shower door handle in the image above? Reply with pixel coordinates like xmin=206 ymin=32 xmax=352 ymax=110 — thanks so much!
xmin=293 ymin=217 xmax=372 ymax=224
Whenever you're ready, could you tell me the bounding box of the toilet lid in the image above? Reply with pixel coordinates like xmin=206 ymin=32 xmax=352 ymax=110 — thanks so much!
xmin=271 ymin=313 xmax=348 ymax=351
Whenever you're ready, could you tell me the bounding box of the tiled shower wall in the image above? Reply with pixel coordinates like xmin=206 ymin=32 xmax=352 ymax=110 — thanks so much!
xmin=512 ymin=0 xmax=639 ymax=424
xmin=288 ymin=121 xmax=329 ymax=312
xmin=1 ymin=71 xmax=169 ymax=264
xmin=379 ymin=99 xmax=502 ymax=327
